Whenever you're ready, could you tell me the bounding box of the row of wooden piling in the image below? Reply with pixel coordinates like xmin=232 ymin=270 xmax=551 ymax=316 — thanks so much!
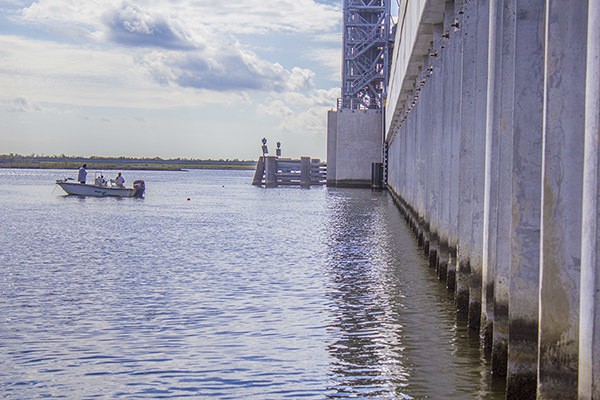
xmin=252 ymin=156 xmax=326 ymax=188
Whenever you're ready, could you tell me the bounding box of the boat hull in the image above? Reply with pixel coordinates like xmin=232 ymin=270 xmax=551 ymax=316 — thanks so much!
xmin=56 ymin=181 xmax=137 ymax=197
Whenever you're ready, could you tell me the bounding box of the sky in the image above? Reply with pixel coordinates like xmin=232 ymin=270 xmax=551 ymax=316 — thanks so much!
xmin=0 ymin=0 xmax=344 ymax=160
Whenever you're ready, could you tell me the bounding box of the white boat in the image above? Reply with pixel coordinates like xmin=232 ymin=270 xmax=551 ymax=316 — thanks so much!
xmin=55 ymin=175 xmax=145 ymax=198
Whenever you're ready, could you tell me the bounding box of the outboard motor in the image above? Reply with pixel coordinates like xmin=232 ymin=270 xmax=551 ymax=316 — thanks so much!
xmin=133 ymin=180 xmax=145 ymax=198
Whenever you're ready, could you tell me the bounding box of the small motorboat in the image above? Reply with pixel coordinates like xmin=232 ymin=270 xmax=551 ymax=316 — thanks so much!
xmin=55 ymin=173 xmax=145 ymax=198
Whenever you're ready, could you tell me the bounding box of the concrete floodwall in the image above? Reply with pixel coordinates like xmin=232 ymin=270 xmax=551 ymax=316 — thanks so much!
xmin=385 ymin=0 xmax=599 ymax=398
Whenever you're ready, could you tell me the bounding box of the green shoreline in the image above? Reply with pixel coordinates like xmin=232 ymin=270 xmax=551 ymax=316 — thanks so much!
xmin=0 ymin=156 xmax=256 ymax=171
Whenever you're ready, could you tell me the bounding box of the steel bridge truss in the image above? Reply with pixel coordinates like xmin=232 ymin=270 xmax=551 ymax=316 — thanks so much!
xmin=341 ymin=0 xmax=392 ymax=110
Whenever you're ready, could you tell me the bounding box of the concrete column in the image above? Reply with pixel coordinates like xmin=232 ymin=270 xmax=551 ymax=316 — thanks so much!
xmin=481 ymin=0 xmax=501 ymax=357
xmin=415 ymin=92 xmax=423 ymax=229
xmin=387 ymin=132 xmax=395 ymax=193
xmin=456 ymin=0 xmax=474 ymax=317
xmin=411 ymin=105 xmax=418 ymax=205
xmin=538 ymin=0 xmax=587 ymax=397
xmin=492 ymin=0 xmax=515 ymax=378
xmin=505 ymin=0 xmax=544 ymax=397
xmin=468 ymin=0 xmax=489 ymax=332
xmin=403 ymin=114 xmax=409 ymax=201
xmin=401 ymin=127 xmax=409 ymax=204
xmin=579 ymin=1 xmax=600 ymax=398
xmin=415 ymin=72 xmax=426 ymax=236
xmin=429 ymin=23 xmax=447 ymax=270
xmin=435 ymin=1 xmax=455 ymax=282
xmin=409 ymin=106 xmax=417 ymax=206
xmin=399 ymin=119 xmax=406 ymax=199
xmin=388 ymin=129 xmax=399 ymax=195
xmin=396 ymin=126 xmax=401 ymax=194
xmin=425 ymin=46 xmax=441 ymax=259
xmin=448 ymin=1 xmax=464 ymax=294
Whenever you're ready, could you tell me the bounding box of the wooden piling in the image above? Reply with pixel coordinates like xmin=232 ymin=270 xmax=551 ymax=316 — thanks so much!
xmin=265 ymin=156 xmax=278 ymax=188
xmin=300 ymin=157 xmax=311 ymax=188
xmin=252 ymin=156 xmax=265 ymax=186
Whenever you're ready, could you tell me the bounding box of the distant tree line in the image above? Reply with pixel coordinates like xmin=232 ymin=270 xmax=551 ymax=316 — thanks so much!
xmin=0 ymin=153 xmax=253 ymax=163
xmin=0 ymin=154 xmax=256 ymax=171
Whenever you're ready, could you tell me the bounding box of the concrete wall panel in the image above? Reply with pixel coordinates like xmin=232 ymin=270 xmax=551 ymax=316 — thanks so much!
xmin=538 ymin=0 xmax=587 ymax=397
xmin=505 ymin=0 xmax=544 ymax=397
xmin=579 ymin=1 xmax=600 ymax=398
xmin=332 ymin=109 xmax=383 ymax=187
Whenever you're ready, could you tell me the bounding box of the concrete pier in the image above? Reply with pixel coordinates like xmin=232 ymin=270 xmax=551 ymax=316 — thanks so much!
xmin=579 ymin=1 xmax=600 ymax=398
xmin=538 ymin=1 xmax=587 ymax=398
xmin=468 ymin=0 xmax=488 ymax=332
xmin=456 ymin=0 xmax=472 ymax=318
xmin=506 ymin=0 xmax=544 ymax=396
xmin=326 ymin=109 xmax=383 ymax=188
xmin=382 ymin=0 xmax=598 ymax=397
xmin=481 ymin=0 xmax=501 ymax=358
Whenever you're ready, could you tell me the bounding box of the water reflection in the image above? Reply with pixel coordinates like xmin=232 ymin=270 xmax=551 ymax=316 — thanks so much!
xmin=0 ymin=170 xmax=505 ymax=399
xmin=324 ymin=190 xmax=407 ymax=398
xmin=323 ymin=188 xmax=505 ymax=399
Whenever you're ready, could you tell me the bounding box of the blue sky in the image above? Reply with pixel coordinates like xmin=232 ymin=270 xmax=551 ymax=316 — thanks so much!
xmin=0 ymin=0 xmax=343 ymax=160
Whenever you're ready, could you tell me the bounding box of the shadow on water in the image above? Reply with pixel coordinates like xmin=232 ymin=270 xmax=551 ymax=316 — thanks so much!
xmin=323 ymin=188 xmax=506 ymax=399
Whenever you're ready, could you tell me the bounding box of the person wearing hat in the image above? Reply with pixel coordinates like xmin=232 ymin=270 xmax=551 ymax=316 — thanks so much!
xmin=78 ymin=164 xmax=87 ymax=184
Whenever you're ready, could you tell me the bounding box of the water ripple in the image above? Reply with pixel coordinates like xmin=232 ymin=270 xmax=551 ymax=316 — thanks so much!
xmin=0 ymin=169 xmax=504 ymax=399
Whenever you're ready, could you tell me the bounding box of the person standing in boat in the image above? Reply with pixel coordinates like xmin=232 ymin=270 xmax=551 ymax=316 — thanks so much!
xmin=115 ymin=172 xmax=125 ymax=187
xmin=78 ymin=164 xmax=87 ymax=184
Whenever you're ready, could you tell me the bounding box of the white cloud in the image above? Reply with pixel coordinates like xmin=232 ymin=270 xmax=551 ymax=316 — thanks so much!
xmin=138 ymin=45 xmax=315 ymax=92
xmin=0 ymin=35 xmax=241 ymax=109
xmin=4 ymin=97 xmax=42 ymax=112
xmin=1 ymin=0 xmax=30 ymax=7
xmin=282 ymin=88 xmax=340 ymax=108
xmin=8 ymin=1 xmax=329 ymax=97
xmin=18 ymin=1 xmax=110 ymax=40
xmin=1 ymin=0 xmax=342 ymax=159
xmin=195 ymin=0 xmax=341 ymax=35
xmin=307 ymin=48 xmax=341 ymax=81
xmin=257 ymin=98 xmax=294 ymax=118
xmin=17 ymin=0 xmax=340 ymax=38
xmin=102 ymin=2 xmax=202 ymax=50
xmin=287 ymin=67 xmax=315 ymax=91
xmin=258 ymin=87 xmax=340 ymax=136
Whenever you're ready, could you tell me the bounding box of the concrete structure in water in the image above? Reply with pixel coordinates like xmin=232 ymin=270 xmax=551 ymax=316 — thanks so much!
xmin=327 ymin=0 xmax=599 ymax=397
xmin=327 ymin=108 xmax=383 ymax=187
xmin=378 ymin=0 xmax=599 ymax=398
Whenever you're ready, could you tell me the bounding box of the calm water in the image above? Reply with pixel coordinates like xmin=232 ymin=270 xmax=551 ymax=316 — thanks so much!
xmin=0 ymin=168 xmax=504 ymax=399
